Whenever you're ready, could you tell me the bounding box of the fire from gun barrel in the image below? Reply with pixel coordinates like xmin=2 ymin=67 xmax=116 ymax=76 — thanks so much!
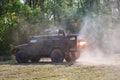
xmin=77 ymin=40 xmax=87 ymax=49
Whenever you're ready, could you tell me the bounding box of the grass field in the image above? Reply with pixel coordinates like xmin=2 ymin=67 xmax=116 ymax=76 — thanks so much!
xmin=0 ymin=60 xmax=120 ymax=80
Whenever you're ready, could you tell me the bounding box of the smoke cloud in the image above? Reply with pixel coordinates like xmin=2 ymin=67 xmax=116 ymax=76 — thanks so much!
xmin=77 ymin=15 xmax=120 ymax=66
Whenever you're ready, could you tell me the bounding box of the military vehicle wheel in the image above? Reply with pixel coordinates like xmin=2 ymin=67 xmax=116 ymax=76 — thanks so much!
xmin=50 ymin=49 xmax=64 ymax=63
xmin=76 ymin=52 xmax=81 ymax=59
xmin=65 ymin=52 xmax=76 ymax=63
xmin=31 ymin=58 xmax=40 ymax=63
xmin=65 ymin=53 xmax=72 ymax=62
xmin=15 ymin=51 xmax=28 ymax=63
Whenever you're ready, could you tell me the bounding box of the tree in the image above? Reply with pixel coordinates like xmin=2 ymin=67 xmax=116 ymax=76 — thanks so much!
xmin=0 ymin=0 xmax=22 ymax=55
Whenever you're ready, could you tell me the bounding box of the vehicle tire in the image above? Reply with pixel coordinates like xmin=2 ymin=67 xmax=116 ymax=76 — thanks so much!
xmin=50 ymin=49 xmax=64 ymax=63
xmin=15 ymin=51 xmax=28 ymax=63
xmin=65 ymin=53 xmax=72 ymax=62
xmin=65 ymin=52 xmax=76 ymax=63
xmin=31 ymin=57 xmax=40 ymax=63
xmin=76 ymin=52 xmax=81 ymax=59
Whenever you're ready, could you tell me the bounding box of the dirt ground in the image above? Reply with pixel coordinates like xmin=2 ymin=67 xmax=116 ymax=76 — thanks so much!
xmin=0 ymin=55 xmax=120 ymax=80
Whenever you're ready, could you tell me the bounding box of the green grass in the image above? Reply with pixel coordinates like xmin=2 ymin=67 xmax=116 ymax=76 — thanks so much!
xmin=0 ymin=61 xmax=120 ymax=80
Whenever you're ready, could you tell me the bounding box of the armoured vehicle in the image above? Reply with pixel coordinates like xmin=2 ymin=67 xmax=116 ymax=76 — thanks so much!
xmin=13 ymin=30 xmax=87 ymax=63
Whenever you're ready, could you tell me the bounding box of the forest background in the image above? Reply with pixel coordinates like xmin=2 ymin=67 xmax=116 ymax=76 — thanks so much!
xmin=0 ymin=0 xmax=120 ymax=56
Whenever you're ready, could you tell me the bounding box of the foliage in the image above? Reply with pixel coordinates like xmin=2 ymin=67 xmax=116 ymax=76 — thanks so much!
xmin=0 ymin=0 xmax=21 ymax=55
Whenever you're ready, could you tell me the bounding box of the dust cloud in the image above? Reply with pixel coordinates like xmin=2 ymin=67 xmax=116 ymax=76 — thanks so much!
xmin=77 ymin=15 xmax=120 ymax=66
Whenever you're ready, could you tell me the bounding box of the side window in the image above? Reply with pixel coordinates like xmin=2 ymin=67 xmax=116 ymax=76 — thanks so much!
xmin=29 ymin=39 xmax=37 ymax=43
xmin=70 ymin=37 xmax=76 ymax=40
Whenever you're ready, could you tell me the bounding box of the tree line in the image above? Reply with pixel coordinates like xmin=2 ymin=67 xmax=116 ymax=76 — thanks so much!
xmin=0 ymin=0 xmax=120 ymax=56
